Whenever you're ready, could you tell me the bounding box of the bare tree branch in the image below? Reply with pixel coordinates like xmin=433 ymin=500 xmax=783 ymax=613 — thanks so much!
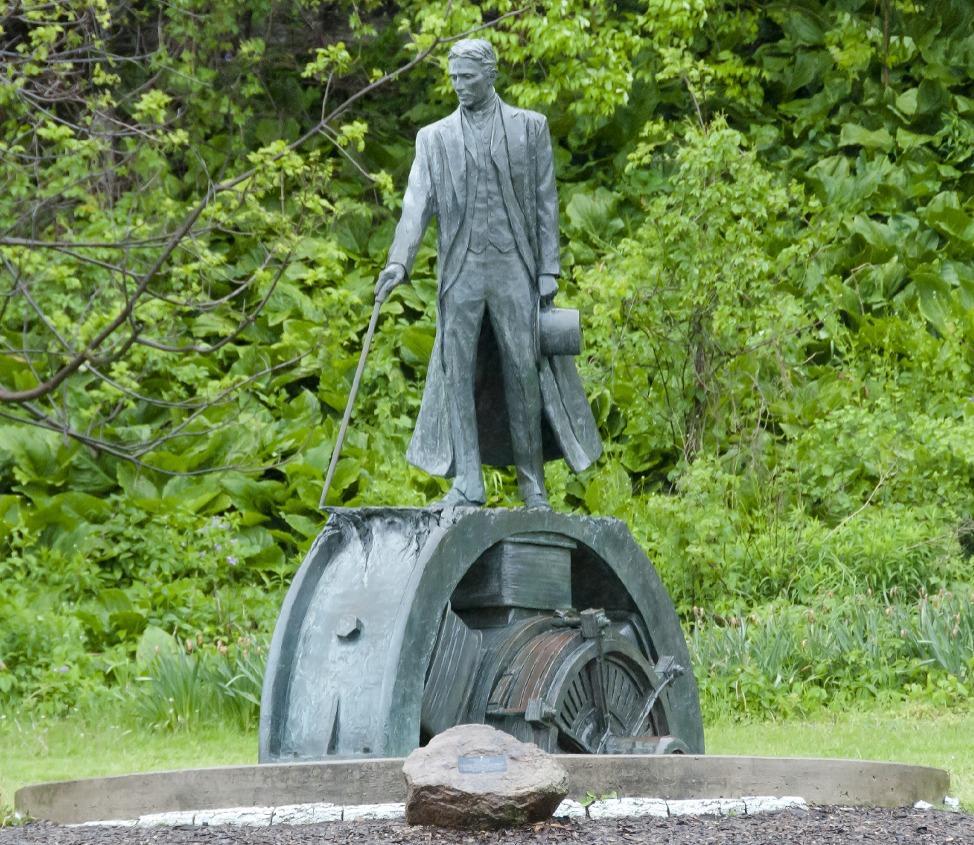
xmin=0 ymin=234 xmax=206 ymax=249
xmin=0 ymin=8 xmax=526 ymax=403
xmin=0 ymin=351 xmax=309 ymax=474
xmin=0 ymin=4 xmax=530 ymax=475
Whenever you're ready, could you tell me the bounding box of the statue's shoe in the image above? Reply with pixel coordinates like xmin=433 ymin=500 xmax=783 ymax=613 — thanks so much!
xmin=523 ymin=493 xmax=551 ymax=510
xmin=432 ymin=487 xmax=485 ymax=508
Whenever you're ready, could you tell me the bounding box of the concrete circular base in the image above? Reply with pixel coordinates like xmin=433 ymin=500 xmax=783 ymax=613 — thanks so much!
xmin=16 ymin=755 xmax=949 ymax=825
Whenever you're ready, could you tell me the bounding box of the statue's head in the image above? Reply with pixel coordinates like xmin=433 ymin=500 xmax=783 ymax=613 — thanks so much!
xmin=447 ymin=39 xmax=497 ymax=109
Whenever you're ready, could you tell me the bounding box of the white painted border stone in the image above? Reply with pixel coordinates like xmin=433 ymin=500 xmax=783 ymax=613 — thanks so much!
xmin=69 ymin=795 xmax=809 ymax=828
xmin=742 ymin=796 xmax=807 ymax=814
xmin=196 ymin=806 xmax=274 ymax=826
xmin=343 ymin=803 xmax=405 ymax=821
xmin=587 ymin=797 xmax=668 ymax=819
xmin=137 ymin=810 xmax=197 ymax=827
xmin=554 ymin=799 xmax=587 ymax=818
xmin=271 ymin=803 xmax=343 ymax=824
xmin=667 ymin=798 xmax=744 ymax=816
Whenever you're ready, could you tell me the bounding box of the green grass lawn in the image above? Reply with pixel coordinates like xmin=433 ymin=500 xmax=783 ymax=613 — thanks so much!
xmin=2 ymin=703 xmax=971 ymax=816
xmin=707 ymin=704 xmax=974 ymax=809
xmin=0 ymin=712 xmax=255 ymax=813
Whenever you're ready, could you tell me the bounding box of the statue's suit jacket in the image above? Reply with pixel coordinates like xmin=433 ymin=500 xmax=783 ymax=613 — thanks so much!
xmin=387 ymin=98 xmax=602 ymax=477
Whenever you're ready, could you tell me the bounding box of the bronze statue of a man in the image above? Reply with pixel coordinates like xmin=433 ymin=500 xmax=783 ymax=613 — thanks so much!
xmin=375 ymin=39 xmax=601 ymax=508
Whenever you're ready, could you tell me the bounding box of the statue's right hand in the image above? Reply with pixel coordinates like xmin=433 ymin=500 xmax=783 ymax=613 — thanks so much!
xmin=374 ymin=264 xmax=406 ymax=303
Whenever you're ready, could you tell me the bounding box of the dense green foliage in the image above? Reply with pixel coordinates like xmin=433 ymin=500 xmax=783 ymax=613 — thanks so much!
xmin=3 ymin=0 xmax=974 ymax=721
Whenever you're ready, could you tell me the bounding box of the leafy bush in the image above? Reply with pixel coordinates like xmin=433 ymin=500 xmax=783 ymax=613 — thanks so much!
xmin=0 ymin=497 xmax=281 ymax=715
xmin=0 ymin=586 xmax=95 ymax=712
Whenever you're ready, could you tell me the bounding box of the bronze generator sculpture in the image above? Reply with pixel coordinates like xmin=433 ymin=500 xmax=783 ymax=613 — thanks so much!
xmin=259 ymin=40 xmax=703 ymax=763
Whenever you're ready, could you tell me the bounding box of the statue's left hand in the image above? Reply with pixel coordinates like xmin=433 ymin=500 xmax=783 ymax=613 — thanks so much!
xmin=538 ymin=274 xmax=558 ymax=309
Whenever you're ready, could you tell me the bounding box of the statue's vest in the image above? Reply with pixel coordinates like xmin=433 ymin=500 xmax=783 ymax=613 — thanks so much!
xmin=464 ymin=110 xmax=517 ymax=255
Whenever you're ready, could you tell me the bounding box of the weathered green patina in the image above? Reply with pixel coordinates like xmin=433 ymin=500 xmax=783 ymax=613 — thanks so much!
xmin=259 ymin=507 xmax=703 ymax=762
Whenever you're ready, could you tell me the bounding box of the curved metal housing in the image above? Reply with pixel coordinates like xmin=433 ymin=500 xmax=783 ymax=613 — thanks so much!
xmin=259 ymin=507 xmax=703 ymax=762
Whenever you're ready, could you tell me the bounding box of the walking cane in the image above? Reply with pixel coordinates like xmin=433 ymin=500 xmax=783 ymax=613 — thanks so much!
xmin=318 ymin=298 xmax=383 ymax=509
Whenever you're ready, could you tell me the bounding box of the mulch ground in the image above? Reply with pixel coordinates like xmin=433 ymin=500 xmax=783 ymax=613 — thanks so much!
xmin=2 ymin=807 xmax=973 ymax=845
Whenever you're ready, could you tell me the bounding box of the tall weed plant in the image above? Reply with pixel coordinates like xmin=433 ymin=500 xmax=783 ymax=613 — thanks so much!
xmin=135 ymin=634 xmax=265 ymax=732
xmin=691 ymin=591 xmax=974 ymax=721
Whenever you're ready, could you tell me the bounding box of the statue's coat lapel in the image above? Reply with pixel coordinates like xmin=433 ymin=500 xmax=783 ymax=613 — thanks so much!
xmin=494 ymin=102 xmax=535 ymax=276
xmin=442 ymin=109 xmax=465 ymax=210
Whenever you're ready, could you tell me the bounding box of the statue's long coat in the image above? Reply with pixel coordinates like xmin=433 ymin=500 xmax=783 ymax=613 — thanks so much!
xmin=387 ymin=98 xmax=602 ymax=477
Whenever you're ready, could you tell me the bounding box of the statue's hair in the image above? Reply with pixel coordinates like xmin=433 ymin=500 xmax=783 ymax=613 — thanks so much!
xmin=447 ymin=39 xmax=497 ymax=76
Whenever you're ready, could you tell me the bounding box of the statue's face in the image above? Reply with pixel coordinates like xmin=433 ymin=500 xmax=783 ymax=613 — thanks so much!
xmin=448 ymin=57 xmax=494 ymax=109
